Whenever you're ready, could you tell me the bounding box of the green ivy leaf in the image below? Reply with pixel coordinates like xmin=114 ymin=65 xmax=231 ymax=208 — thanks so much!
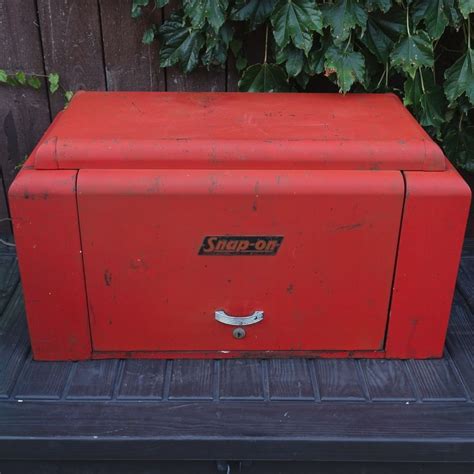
xmin=411 ymin=0 xmax=449 ymax=39
xmin=362 ymin=7 xmax=406 ymax=63
xmin=131 ymin=0 xmax=149 ymax=18
xmin=419 ymin=86 xmax=447 ymax=128
xmin=307 ymin=35 xmax=331 ymax=74
xmin=142 ymin=27 xmax=157 ymax=44
xmin=295 ymin=71 xmax=310 ymax=88
xmin=155 ymin=0 xmax=169 ymax=7
xmin=202 ymin=23 xmax=233 ymax=67
xmin=183 ymin=0 xmax=228 ymax=33
xmin=238 ymin=63 xmax=289 ymax=91
xmin=443 ymin=124 xmax=474 ymax=170
xmin=271 ymin=0 xmax=323 ymax=53
xmin=390 ymin=31 xmax=433 ymax=78
xmin=324 ymin=44 xmax=365 ymax=92
xmin=459 ymin=0 xmax=474 ymax=18
xmin=64 ymin=91 xmax=74 ymax=102
xmin=366 ymin=0 xmax=392 ymax=12
xmin=48 ymin=73 xmax=60 ymax=93
xmin=277 ymin=45 xmax=305 ymax=76
xmin=236 ymin=55 xmax=248 ymax=70
xmin=0 ymin=70 xmax=8 ymax=83
xmin=159 ymin=13 xmax=205 ymax=73
xmin=231 ymin=0 xmax=278 ymax=30
xmin=15 ymin=71 xmax=26 ymax=85
xmin=444 ymin=0 xmax=462 ymax=28
xmin=404 ymin=69 xmax=446 ymax=128
xmin=444 ymin=49 xmax=474 ymax=105
xmin=27 ymin=76 xmax=42 ymax=90
xmin=322 ymin=0 xmax=368 ymax=44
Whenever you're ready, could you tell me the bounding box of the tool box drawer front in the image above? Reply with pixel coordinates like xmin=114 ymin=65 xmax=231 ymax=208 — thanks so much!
xmin=77 ymin=169 xmax=404 ymax=353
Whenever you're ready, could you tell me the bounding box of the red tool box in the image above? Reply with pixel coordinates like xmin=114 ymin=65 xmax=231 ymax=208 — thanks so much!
xmin=9 ymin=92 xmax=470 ymax=361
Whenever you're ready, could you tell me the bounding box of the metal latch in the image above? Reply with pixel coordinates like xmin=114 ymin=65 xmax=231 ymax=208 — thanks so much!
xmin=215 ymin=310 xmax=264 ymax=340
xmin=215 ymin=310 xmax=264 ymax=326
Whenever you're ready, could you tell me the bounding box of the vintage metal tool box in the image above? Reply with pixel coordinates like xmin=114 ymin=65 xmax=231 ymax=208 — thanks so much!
xmin=9 ymin=92 xmax=470 ymax=361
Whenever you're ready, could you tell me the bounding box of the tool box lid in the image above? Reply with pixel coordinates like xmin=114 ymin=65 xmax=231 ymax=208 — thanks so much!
xmin=34 ymin=92 xmax=446 ymax=171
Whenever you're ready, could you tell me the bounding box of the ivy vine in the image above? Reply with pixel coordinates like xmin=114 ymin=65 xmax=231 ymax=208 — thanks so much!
xmin=0 ymin=70 xmax=73 ymax=103
xmin=134 ymin=0 xmax=474 ymax=171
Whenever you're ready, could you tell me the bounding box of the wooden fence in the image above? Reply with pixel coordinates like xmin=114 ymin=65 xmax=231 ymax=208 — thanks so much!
xmin=0 ymin=0 xmax=258 ymax=237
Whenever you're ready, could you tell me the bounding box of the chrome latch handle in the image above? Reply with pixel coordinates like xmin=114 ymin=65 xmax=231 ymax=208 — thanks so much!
xmin=215 ymin=310 xmax=264 ymax=326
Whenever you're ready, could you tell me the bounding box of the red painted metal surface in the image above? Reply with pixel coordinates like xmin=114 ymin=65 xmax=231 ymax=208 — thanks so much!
xmin=34 ymin=92 xmax=445 ymax=171
xmin=9 ymin=92 xmax=470 ymax=360
xmin=8 ymin=159 xmax=92 ymax=361
xmin=78 ymin=169 xmax=403 ymax=353
xmin=386 ymin=162 xmax=471 ymax=358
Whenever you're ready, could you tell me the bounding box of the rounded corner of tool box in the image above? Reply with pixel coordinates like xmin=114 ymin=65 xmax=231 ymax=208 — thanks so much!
xmin=32 ymin=137 xmax=59 ymax=170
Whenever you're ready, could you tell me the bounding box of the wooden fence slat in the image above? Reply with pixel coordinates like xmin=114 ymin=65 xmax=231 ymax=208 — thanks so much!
xmin=0 ymin=176 xmax=10 ymax=238
xmin=99 ymin=0 xmax=165 ymax=91
xmin=0 ymin=0 xmax=51 ymax=194
xmin=37 ymin=0 xmax=107 ymax=116
xmin=164 ymin=1 xmax=226 ymax=92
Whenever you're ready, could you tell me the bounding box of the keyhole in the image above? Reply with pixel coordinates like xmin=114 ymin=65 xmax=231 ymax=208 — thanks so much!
xmin=233 ymin=327 xmax=246 ymax=339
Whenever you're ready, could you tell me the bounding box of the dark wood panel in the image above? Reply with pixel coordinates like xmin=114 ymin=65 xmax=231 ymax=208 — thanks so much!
xmin=169 ymin=360 xmax=213 ymax=400
xmin=0 ymin=175 xmax=11 ymax=237
xmin=0 ymin=255 xmax=18 ymax=315
xmin=219 ymin=359 xmax=264 ymax=399
xmin=458 ymin=258 xmax=474 ymax=312
xmin=0 ymin=287 xmax=29 ymax=398
xmin=407 ymin=358 xmax=467 ymax=401
xmin=267 ymin=359 xmax=314 ymax=400
xmin=37 ymin=0 xmax=107 ymax=116
xmin=447 ymin=334 xmax=474 ymax=400
xmin=118 ymin=360 xmax=166 ymax=399
xmin=13 ymin=357 xmax=71 ymax=400
xmin=1 ymin=401 xmax=473 ymax=462
xmin=66 ymin=360 xmax=119 ymax=400
xmin=446 ymin=302 xmax=474 ymax=399
xmin=362 ymin=360 xmax=416 ymax=401
xmin=99 ymin=0 xmax=165 ymax=91
xmin=167 ymin=66 xmax=227 ymax=92
xmin=314 ymin=360 xmax=366 ymax=401
xmin=0 ymin=0 xmax=51 ymax=191
xmin=1 ymin=461 xmax=473 ymax=474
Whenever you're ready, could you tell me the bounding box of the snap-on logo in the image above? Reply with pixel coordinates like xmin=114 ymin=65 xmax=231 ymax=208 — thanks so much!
xmin=199 ymin=236 xmax=283 ymax=256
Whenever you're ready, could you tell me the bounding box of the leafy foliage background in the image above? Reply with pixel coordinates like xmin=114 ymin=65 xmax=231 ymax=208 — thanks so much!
xmin=134 ymin=0 xmax=474 ymax=170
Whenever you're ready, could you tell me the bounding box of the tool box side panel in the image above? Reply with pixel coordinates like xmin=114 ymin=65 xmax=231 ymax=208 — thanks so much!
xmin=385 ymin=161 xmax=471 ymax=358
xmin=8 ymin=163 xmax=91 ymax=361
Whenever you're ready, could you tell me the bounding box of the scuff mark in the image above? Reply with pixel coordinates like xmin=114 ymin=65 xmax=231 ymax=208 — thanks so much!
xmin=104 ymin=269 xmax=112 ymax=286
xmin=208 ymin=175 xmax=218 ymax=194
xmin=334 ymin=222 xmax=363 ymax=232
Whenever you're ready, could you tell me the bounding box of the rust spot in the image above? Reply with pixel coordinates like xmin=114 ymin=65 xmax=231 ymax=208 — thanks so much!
xmin=287 ymin=283 xmax=294 ymax=294
xmin=104 ymin=270 xmax=112 ymax=286
xmin=252 ymin=200 xmax=258 ymax=212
